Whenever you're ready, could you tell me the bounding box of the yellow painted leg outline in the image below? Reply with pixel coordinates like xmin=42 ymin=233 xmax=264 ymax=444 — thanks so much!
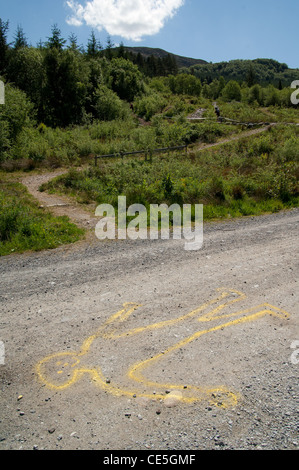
xmin=35 ymin=289 xmax=290 ymax=408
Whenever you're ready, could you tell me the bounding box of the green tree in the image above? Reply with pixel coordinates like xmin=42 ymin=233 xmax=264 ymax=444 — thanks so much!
xmin=107 ymin=58 xmax=144 ymax=101
xmin=168 ymin=73 xmax=201 ymax=96
xmin=46 ymin=24 xmax=66 ymax=50
xmin=263 ymin=85 xmax=280 ymax=107
xmin=246 ymin=64 xmax=256 ymax=87
xmin=221 ymin=80 xmax=242 ymax=101
xmin=84 ymin=58 xmax=104 ymax=117
xmin=248 ymin=84 xmax=262 ymax=104
xmin=117 ymin=42 xmax=126 ymax=58
xmin=92 ymin=84 xmax=127 ymax=121
xmin=207 ymin=79 xmax=221 ymax=99
xmin=43 ymin=47 xmax=88 ymax=126
xmin=0 ymin=82 xmax=34 ymax=143
xmin=68 ymin=32 xmax=83 ymax=53
xmin=164 ymin=54 xmax=178 ymax=76
xmin=87 ymin=30 xmax=102 ymax=58
xmin=105 ymin=35 xmax=114 ymax=60
xmin=0 ymin=19 xmax=9 ymax=75
xmin=6 ymin=47 xmax=45 ymax=116
xmin=13 ymin=25 xmax=28 ymax=49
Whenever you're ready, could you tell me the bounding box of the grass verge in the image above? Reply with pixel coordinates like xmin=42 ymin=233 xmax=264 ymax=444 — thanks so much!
xmin=0 ymin=173 xmax=84 ymax=256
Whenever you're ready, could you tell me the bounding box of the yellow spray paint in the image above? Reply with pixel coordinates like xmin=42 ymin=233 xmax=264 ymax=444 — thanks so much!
xmin=35 ymin=288 xmax=290 ymax=408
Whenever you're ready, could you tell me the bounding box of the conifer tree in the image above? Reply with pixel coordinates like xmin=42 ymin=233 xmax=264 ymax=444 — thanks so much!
xmin=105 ymin=35 xmax=114 ymax=60
xmin=86 ymin=30 xmax=102 ymax=58
xmin=13 ymin=25 xmax=28 ymax=49
xmin=46 ymin=24 xmax=66 ymax=50
xmin=0 ymin=19 xmax=9 ymax=75
xmin=68 ymin=32 xmax=80 ymax=52
xmin=246 ymin=64 xmax=256 ymax=87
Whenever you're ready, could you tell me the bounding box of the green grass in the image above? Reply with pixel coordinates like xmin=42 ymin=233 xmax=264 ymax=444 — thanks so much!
xmin=0 ymin=174 xmax=84 ymax=256
xmin=1 ymin=92 xmax=241 ymax=171
xmin=40 ymin=124 xmax=299 ymax=225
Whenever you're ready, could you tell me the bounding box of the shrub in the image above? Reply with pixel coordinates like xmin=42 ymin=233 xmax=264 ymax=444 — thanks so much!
xmin=221 ymin=80 xmax=242 ymax=102
xmin=281 ymin=137 xmax=299 ymax=162
xmin=92 ymin=85 xmax=129 ymax=121
xmin=134 ymin=92 xmax=167 ymax=121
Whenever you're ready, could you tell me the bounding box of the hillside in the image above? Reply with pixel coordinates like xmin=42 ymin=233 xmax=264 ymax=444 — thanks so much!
xmin=124 ymin=46 xmax=299 ymax=86
xmin=124 ymin=46 xmax=208 ymax=69
xmin=181 ymin=57 xmax=299 ymax=87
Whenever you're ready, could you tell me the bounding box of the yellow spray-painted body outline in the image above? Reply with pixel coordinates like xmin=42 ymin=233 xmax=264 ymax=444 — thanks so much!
xmin=35 ymin=288 xmax=290 ymax=408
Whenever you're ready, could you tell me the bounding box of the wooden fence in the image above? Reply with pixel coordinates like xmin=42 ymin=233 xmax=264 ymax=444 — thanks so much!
xmin=94 ymin=145 xmax=188 ymax=166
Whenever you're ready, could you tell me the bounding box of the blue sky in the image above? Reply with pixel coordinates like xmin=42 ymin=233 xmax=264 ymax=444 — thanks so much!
xmin=1 ymin=0 xmax=298 ymax=68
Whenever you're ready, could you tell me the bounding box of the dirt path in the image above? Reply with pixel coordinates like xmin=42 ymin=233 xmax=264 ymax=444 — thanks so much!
xmin=21 ymin=170 xmax=98 ymax=231
xmin=193 ymin=124 xmax=274 ymax=151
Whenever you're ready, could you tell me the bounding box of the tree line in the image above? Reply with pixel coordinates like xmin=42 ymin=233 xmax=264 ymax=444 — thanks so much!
xmin=183 ymin=58 xmax=299 ymax=89
xmin=0 ymin=21 xmax=146 ymax=127
xmin=0 ymin=18 xmax=297 ymax=134
xmin=0 ymin=21 xmax=180 ymax=126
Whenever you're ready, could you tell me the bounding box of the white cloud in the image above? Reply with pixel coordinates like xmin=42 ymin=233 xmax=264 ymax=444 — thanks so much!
xmin=66 ymin=0 xmax=185 ymax=41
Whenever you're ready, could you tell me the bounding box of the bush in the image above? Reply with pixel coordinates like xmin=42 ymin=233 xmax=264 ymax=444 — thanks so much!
xmin=134 ymin=92 xmax=167 ymax=121
xmin=167 ymin=73 xmax=202 ymax=96
xmin=0 ymin=120 xmax=10 ymax=161
xmin=3 ymin=84 xmax=35 ymax=139
xmin=281 ymin=137 xmax=299 ymax=162
xmin=221 ymin=80 xmax=242 ymax=102
xmin=247 ymin=84 xmax=263 ymax=105
xmin=92 ymin=85 xmax=129 ymax=121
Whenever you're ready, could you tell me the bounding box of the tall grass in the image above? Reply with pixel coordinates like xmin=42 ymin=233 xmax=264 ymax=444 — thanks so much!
xmin=0 ymin=176 xmax=84 ymax=256
xmin=41 ymin=124 xmax=299 ymax=223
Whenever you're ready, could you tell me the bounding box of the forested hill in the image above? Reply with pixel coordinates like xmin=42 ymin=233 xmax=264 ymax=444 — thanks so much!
xmin=124 ymin=46 xmax=298 ymax=87
xmin=123 ymin=46 xmax=208 ymax=69
xmin=180 ymin=58 xmax=299 ymax=87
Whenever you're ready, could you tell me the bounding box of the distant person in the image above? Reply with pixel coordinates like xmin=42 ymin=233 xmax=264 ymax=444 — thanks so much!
xmin=214 ymin=105 xmax=220 ymax=119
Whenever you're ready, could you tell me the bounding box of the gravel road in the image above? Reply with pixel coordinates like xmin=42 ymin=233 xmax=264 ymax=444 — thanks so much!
xmin=0 ymin=208 xmax=298 ymax=450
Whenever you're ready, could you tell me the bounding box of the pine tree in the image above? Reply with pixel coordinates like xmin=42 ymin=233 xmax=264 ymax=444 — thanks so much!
xmin=162 ymin=54 xmax=176 ymax=76
xmin=0 ymin=19 xmax=9 ymax=75
xmin=43 ymin=47 xmax=87 ymax=126
xmin=68 ymin=33 xmax=79 ymax=51
xmin=117 ymin=41 xmax=125 ymax=58
xmin=105 ymin=35 xmax=114 ymax=60
xmin=36 ymin=39 xmax=44 ymax=50
xmin=246 ymin=64 xmax=256 ymax=87
xmin=46 ymin=24 xmax=66 ymax=50
xmin=87 ymin=30 xmax=102 ymax=57
xmin=13 ymin=25 xmax=28 ymax=49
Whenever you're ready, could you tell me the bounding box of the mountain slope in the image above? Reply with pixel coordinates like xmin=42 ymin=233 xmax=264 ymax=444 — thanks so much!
xmin=124 ymin=46 xmax=207 ymax=68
